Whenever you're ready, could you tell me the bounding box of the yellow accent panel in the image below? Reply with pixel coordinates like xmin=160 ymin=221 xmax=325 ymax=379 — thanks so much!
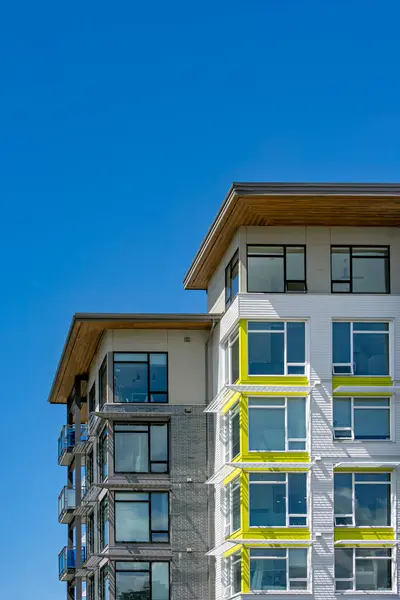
xmin=242 ymin=546 xmax=250 ymax=593
xmin=332 ymin=376 xmax=392 ymax=390
xmin=334 ymin=528 xmax=394 ymax=541
xmin=221 ymin=392 xmax=241 ymax=415
xmin=239 ymin=452 xmax=310 ymax=463
xmin=238 ymin=529 xmax=310 ymax=541
xmin=239 ymin=320 xmax=247 ymax=381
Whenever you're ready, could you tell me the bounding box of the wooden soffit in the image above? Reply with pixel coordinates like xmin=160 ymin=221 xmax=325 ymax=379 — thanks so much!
xmin=48 ymin=313 xmax=219 ymax=404
xmin=183 ymin=182 xmax=400 ymax=290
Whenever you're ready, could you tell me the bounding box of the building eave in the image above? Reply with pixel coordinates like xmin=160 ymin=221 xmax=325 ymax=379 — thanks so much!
xmin=48 ymin=312 xmax=220 ymax=405
xmin=183 ymin=182 xmax=400 ymax=290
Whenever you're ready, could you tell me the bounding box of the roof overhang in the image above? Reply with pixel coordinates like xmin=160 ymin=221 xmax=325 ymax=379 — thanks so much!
xmin=184 ymin=182 xmax=400 ymax=289
xmin=48 ymin=312 xmax=219 ymax=404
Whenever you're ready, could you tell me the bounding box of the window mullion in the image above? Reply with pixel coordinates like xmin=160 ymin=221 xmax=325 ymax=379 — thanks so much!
xmin=350 ymin=247 xmax=353 ymax=293
xmin=285 ymin=400 xmax=288 ymax=451
xmin=352 ymin=474 xmax=356 ymax=526
xmin=351 ymin=398 xmax=354 ymax=439
xmin=284 ymin=324 xmax=288 ymax=375
xmin=286 ymin=549 xmax=289 ymax=591
xmin=350 ymin=323 xmax=354 ymax=375
xmin=283 ymin=246 xmax=287 ymax=292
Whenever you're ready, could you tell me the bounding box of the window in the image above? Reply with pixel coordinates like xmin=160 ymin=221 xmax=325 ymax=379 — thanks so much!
xmin=225 ymin=332 xmax=239 ymax=384
xmin=99 ymin=496 xmax=109 ymax=549
xmin=87 ymin=576 xmax=95 ymax=600
xmin=225 ymin=404 xmax=240 ymax=461
xmin=100 ymin=565 xmax=110 ymax=600
xmin=331 ymin=246 xmax=390 ymax=293
xmin=114 ymin=423 xmax=168 ymax=473
xmin=247 ymin=245 xmax=306 ymax=293
xmin=333 ymin=397 xmax=390 ymax=440
xmin=335 ymin=548 xmax=392 ymax=592
xmin=88 ymin=382 xmax=96 ymax=414
xmin=115 ymin=562 xmax=170 ymax=600
xmin=248 ymin=321 xmax=306 ymax=375
xmin=87 ymin=512 xmax=94 ymax=556
xmin=332 ymin=321 xmax=389 ymax=376
xmin=250 ymin=548 xmax=308 ymax=591
xmin=249 ymin=473 xmax=307 ymax=527
xmin=225 ymin=552 xmax=241 ymax=596
xmin=114 ymin=352 xmax=168 ymax=403
xmin=86 ymin=450 xmax=94 ymax=488
xmin=225 ymin=478 xmax=240 ymax=536
xmin=99 ymin=357 xmax=107 ymax=408
xmin=115 ymin=492 xmax=169 ymax=543
xmin=99 ymin=428 xmax=108 ymax=481
xmin=248 ymin=397 xmax=306 ymax=451
xmin=225 ymin=250 xmax=239 ymax=307
xmin=334 ymin=472 xmax=391 ymax=526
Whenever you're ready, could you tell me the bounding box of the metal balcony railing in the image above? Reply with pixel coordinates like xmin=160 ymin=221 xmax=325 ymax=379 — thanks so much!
xmin=58 ymin=546 xmax=86 ymax=580
xmin=58 ymin=425 xmax=88 ymax=464
xmin=57 ymin=487 xmax=86 ymax=522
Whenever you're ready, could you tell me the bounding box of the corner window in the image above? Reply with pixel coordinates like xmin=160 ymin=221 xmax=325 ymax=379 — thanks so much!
xmin=99 ymin=496 xmax=109 ymax=549
xmin=250 ymin=547 xmax=308 ymax=591
xmin=334 ymin=472 xmax=391 ymax=526
xmin=87 ymin=512 xmax=95 ymax=556
xmin=225 ymin=332 xmax=239 ymax=384
xmin=87 ymin=575 xmax=95 ymax=600
xmin=333 ymin=397 xmax=390 ymax=440
xmin=225 ymin=403 xmax=240 ymax=461
xmin=332 ymin=321 xmax=389 ymax=376
xmin=225 ymin=478 xmax=240 ymax=536
xmin=88 ymin=382 xmax=96 ymax=414
xmin=248 ymin=321 xmax=306 ymax=375
xmin=226 ymin=552 xmax=241 ymax=596
xmin=225 ymin=250 xmax=239 ymax=307
xmin=99 ymin=428 xmax=108 ymax=481
xmin=114 ymin=423 xmax=168 ymax=473
xmin=248 ymin=397 xmax=306 ymax=451
xmin=115 ymin=562 xmax=170 ymax=600
xmin=99 ymin=357 xmax=107 ymax=408
xmin=249 ymin=472 xmax=307 ymax=527
xmin=115 ymin=492 xmax=169 ymax=543
xmin=331 ymin=246 xmax=390 ymax=293
xmin=114 ymin=352 xmax=168 ymax=403
xmin=100 ymin=565 xmax=110 ymax=600
xmin=247 ymin=245 xmax=306 ymax=293
xmin=335 ymin=548 xmax=392 ymax=592
xmin=86 ymin=449 xmax=94 ymax=487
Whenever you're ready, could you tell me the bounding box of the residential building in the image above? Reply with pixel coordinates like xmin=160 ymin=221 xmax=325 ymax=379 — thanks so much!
xmin=51 ymin=182 xmax=400 ymax=599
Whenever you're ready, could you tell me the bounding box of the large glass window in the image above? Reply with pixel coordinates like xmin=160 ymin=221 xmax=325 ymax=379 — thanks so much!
xmin=114 ymin=423 xmax=168 ymax=473
xmin=331 ymin=247 xmax=390 ymax=293
xmin=247 ymin=245 xmax=306 ymax=293
xmin=87 ymin=576 xmax=95 ymax=600
xmin=250 ymin=548 xmax=308 ymax=591
xmin=225 ymin=250 xmax=239 ymax=307
xmin=332 ymin=322 xmax=389 ymax=376
xmin=248 ymin=321 xmax=306 ymax=375
xmin=225 ymin=478 xmax=241 ymax=536
xmin=333 ymin=397 xmax=390 ymax=440
xmin=227 ymin=552 xmax=242 ymax=596
xmin=115 ymin=492 xmax=169 ymax=543
xmin=334 ymin=472 xmax=391 ymax=526
xmin=335 ymin=548 xmax=392 ymax=592
xmin=249 ymin=473 xmax=307 ymax=527
xmin=248 ymin=397 xmax=306 ymax=451
xmin=87 ymin=511 xmax=95 ymax=556
xmin=99 ymin=496 xmax=109 ymax=549
xmin=115 ymin=562 xmax=170 ymax=600
xmin=225 ymin=332 xmax=239 ymax=384
xmin=99 ymin=428 xmax=108 ymax=481
xmin=225 ymin=404 xmax=240 ymax=461
xmin=114 ymin=352 xmax=168 ymax=403
xmin=100 ymin=565 xmax=110 ymax=600
xmin=88 ymin=382 xmax=96 ymax=414
xmin=99 ymin=357 xmax=107 ymax=408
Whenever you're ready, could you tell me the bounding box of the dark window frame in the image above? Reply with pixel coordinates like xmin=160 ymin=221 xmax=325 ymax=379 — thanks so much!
xmin=225 ymin=249 xmax=239 ymax=307
xmin=88 ymin=382 xmax=96 ymax=414
xmin=99 ymin=564 xmax=110 ymax=600
xmin=86 ymin=449 xmax=94 ymax=487
xmin=87 ymin=510 xmax=95 ymax=556
xmin=99 ymin=496 xmax=109 ymax=550
xmin=115 ymin=561 xmax=170 ymax=600
xmin=99 ymin=357 xmax=107 ymax=409
xmin=114 ymin=491 xmax=170 ymax=543
xmin=113 ymin=351 xmax=169 ymax=403
xmin=113 ymin=422 xmax=169 ymax=474
xmin=87 ymin=574 xmax=95 ymax=600
xmin=331 ymin=245 xmax=390 ymax=294
xmin=98 ymin=427 xmax=108 ymax=481
xmin=247 ymin=244 xmax=307 ymax=293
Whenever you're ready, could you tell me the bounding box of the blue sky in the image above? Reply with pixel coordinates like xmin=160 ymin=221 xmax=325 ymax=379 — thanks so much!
xmin=0 ymin=0 xmax=399 ymax=597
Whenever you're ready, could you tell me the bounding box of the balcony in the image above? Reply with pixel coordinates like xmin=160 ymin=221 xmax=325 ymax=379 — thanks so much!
xmin=58 ymin=425 xmax=88 ymax=466
xmin=58 ymin=546 xmax=86 ymax=581
xmin=58 ymin=487 xmax=76 ymax=523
